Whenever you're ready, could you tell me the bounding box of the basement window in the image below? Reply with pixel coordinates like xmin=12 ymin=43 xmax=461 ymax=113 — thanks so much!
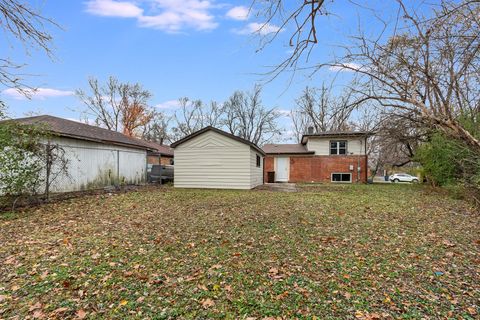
xmin=330 ymin=140 xmax=347 ymax=155
xmin=256 ymin=154 xmax=261 ymax=167
xmin=331 ymin=173 xmax=352 ymax=183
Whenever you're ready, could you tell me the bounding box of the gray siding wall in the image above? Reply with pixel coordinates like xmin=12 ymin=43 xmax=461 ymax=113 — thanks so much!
xmin=174 ymin=131 xmax=253 ymax=189
xmin=45 ymin=137 xmax=146 ymax=192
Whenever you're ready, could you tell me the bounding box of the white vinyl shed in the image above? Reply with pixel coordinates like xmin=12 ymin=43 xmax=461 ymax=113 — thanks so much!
xmin=171 ymin=127 xmax=265 ymax=189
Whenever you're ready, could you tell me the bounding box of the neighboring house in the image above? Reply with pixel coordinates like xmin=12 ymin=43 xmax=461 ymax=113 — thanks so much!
xmin=142 ymin=141 xmax=174 ymax=166
xmin=171 ymin=126 xmax=265 ymax=189
xmin=263 ymin=131 xmax=372 ymax=183
xmin=8 ymin=115 xmax=153 ymax=192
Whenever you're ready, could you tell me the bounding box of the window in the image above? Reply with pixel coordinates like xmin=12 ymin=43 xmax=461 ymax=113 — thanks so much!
xmin=330 ymin=140 xmax=347 ymax=155
xmin=256 ymin=154 xmax=261 ymax=167
xmin=331 ymin=173 xmax=352 ymax=183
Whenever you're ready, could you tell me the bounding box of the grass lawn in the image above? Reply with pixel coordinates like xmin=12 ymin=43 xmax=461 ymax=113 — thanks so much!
xmin=1 ymin=184 xmax=479 ymax=319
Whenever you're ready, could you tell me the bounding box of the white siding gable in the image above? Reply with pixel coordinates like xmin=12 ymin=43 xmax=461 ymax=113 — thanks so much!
xmin=306 ymin=137 xmax=366 ymax=155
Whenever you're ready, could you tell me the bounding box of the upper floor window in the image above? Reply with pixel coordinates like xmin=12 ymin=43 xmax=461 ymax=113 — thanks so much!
xmin=330 ymin=140 xmax=347 ymax=155
xmin=256 ymin=154 xmax=261 ymax=167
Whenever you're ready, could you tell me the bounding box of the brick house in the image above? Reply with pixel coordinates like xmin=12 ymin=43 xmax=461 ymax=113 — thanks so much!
xmin=143 ymin=141 xmax=174 ymax=166
xmin=263 ymin=131 xmax=372 ymax=183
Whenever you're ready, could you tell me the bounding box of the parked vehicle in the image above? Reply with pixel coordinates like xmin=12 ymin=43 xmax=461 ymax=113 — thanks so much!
xmin=389 ymin=173 xmax=419 ymax=183
xmin=147 ymin=165 xmax=174 ymax=183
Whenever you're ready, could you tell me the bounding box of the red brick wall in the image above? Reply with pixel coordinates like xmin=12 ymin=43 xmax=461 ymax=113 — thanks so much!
xmin=264 ymin=155 xmax=368 ymax=183
xmin=160 ymin=157 xmax=173 ymax=166
xmin=147 ymin=155 xmax=160 ymax=165
xmin=264 ymin=156 xmax=275 ymax=182
xmin=148 ymin=156 xmax=174 ymax=166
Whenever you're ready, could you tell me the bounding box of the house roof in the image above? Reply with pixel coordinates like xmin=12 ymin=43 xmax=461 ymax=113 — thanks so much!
xmin=262 ymin=143 xmax=315 ymax=155
xmin=4 ymin=115 xmax=154 ymax=150
xmin=301 ymin=130 xmax=373 ymax=144
xmin=142 ymin=140 xmax=174 ymax=157
xmin=170 ymin=126 xmax=266 ymax=156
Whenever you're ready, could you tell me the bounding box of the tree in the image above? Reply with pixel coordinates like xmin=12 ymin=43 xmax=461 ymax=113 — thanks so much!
xmin=0 ymin=102 xmax=6 ymax=120
xmin=256 ymin=0 xmax=480 ymax=151
xmin=141 ymin=111 xmax=170 ymax=144
xmin=119 ymin=83 xmax=154 ymax=136
xmin=0 ymin=0 xmax=59 ymax=94
xmin=296 ymin=85 xmax=357 ymax=130
xmin=328 ymin=1 xmax=480 ymax=151
xmin=170 ymin=98 xmax=224 ymax=141
xmin=76 ymin=77 xmax=154 ymax=136
xmin=223 ymin=85 xmax=281 ymax=145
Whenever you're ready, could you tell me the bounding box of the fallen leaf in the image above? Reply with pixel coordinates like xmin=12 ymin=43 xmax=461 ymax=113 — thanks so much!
xmin=29 ymin=302 xmax=42 ymax=311
xmin=52 ymin=307 xmax=69 ymax=314
xmin=76 ymin=309 xmax=87 ymax=319
xmin=442 ymin=240 xmax=456 ymax=247
xmin=32 ymin=310 xmax=45 ymax=319
xmin=467 ymin=307 xmax=477 ymax=316
xmin=197 ymin=284 xmax=208 ymax=291
xmin=276 ymin=291 xmax=289 ymax=300
xmin=201 ymin=298 xmax=215 ymax=309
xmin=119 ymin=300 xmax=128 ymax=306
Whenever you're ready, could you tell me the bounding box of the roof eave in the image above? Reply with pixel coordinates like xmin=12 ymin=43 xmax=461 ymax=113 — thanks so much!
xmin=301 ymin=132 xmax=374 ymax=144
xmin=171 ymin=126 xmax=265 ymax=156
xmin=265 ymin=152 xmax=315 ymax=155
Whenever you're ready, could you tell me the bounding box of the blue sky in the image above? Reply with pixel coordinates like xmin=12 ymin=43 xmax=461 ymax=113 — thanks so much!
xmin=0 ymin=0 xmax=413 ymax=139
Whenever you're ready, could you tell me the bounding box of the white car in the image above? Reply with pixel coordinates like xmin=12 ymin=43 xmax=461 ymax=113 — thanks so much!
xmin=389 ymin=173 xmax=419 ymax=183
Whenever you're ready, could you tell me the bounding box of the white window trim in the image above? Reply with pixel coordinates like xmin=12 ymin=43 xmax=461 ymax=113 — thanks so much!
xmin=330 ymin=140 xmax=348 ymax=155
xmin=331 ymin=172 xmax=352 ymax=183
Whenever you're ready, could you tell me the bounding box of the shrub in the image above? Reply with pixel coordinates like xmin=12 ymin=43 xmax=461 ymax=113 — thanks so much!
xmin=415 ymin=131 xmax=480 ymax=204
xmin=0 ymin=146 xmax=43 ymax=197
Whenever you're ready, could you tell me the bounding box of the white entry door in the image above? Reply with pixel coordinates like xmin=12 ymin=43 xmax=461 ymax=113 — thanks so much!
xmin=275 ymin=157 xmax=289 ymax=182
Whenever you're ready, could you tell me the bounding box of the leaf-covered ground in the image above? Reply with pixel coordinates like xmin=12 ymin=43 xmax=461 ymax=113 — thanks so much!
xmin=1 ymin=184 xmax=479 ymax=319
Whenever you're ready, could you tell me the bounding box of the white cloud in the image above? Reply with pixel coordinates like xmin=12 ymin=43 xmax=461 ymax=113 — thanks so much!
xmin=85 ymin=0 xmax=218 ymax=33
xmin=85 ymin=0 xmax=143 ymax=18
xmin=226 ymin=6 xmax=249 ymax=21
xmin=154 ymin=99 xmax=181 ymax=109
xmin=234 ymin=22 xmax=282 ymax=36
xmin=276 ymin=109 xmax=291 ymax=117
xmin=328 ymin=63 xmax=363 ymax=72
xmin=2 ymin=88 xmax=75 ymax=100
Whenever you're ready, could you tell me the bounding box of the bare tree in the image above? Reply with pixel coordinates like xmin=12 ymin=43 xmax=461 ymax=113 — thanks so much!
xmin=76 ymin=76 xmax=154 ymax=136
xmin=142 ymin=111 xmax=170 ymax=144
xmin=290 ymin=108 xmax=311 ymax=143
xmin=289 ymin=84 xmax=360 ymax=141
xmin=252 ymin=0 xmax=329 ymax=78
xmin=0 ymin=0 xmax=59 ymax=94
xmin=170 ymin=98 xmax=224 ymax=141
xmin=223 ymin=85 xmax=281 ymax=145
xmin=256 ymin=0 xmax=480 ymax=151
xmin=326 ymin=1 xmax=480 ymax=151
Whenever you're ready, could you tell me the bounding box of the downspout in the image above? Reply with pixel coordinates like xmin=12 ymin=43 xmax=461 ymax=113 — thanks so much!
xmin=357 ymin=138 xmax=362 ymax=183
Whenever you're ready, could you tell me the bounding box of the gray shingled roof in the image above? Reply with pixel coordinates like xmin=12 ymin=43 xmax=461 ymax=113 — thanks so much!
xmin=6 ymin=115 xmax=153 ymax=150
xmin=142 ymin=140 xmax=174 ymax=157
xmin=262 ymin=144 xmax=315 ymax=155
